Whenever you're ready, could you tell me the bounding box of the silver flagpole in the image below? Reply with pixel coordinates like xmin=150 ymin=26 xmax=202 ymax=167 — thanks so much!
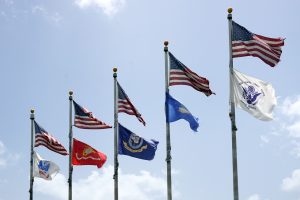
xmin=29 ymin=109 xmax=35 ymax=200
xmin=227 ymin=8 xmax=239 ymax=200
xmin=113 ymin=67 xmax=119 ymax=200
xmin=68 ymin=91 xmax=73 ymax=200
xmin=164 ymin=41 xmax=172 ymax=200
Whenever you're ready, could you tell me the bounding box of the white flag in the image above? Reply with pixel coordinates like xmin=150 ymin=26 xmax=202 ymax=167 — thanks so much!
xmin=33 ymin=151 xmax=60 ymax=180
xmin=232 ymin=69 xmax=277 ymax=121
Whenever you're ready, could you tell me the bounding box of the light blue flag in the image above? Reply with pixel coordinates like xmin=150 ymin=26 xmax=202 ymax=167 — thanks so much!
xmin=165 ymin=93 xmax=199 ymax=132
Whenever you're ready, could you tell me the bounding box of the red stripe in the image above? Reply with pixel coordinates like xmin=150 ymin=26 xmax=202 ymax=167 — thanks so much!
xmin=233 ymin=53 xmax=276 ymax=67
xmin=169 ymin=82 xmax=213 ymax=95
xmin=232 ymin=47 xmax=280 ymax=62
xmin=232 ymin=41 xmax=282 ymax=57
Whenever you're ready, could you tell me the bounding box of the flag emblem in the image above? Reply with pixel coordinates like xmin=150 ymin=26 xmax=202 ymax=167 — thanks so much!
xmin=117 ymin=82 xmax=146 ymax=126
xmin=34 ymin=121 xmax=68 ymax=156
xmin=73 ymin=101 xmax=112 ymax=129
xmin=242 ymin=85 xmax=262 ymax=106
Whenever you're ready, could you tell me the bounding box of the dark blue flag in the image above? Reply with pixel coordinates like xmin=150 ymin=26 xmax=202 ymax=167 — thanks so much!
xmin=118 ymin=123 xmax=158 ymax=160
xmin=165 ymin=93 xmax=199 ymax=132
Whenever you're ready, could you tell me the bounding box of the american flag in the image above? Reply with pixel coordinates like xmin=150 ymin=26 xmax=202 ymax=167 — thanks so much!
xmin=169 ymin=52 xmax=214 ymax=96
xmin=232 ymin=21 xmax=284 ymax=67
xmin=117 ymin=82 xmax=146 ymax=126
xmin=73 ymin=101 xmax=112 ymax=129
xmin=34 ymin=121 xmax=68 ymax=156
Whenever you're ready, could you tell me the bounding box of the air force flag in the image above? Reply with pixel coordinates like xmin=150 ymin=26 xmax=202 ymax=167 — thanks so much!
xmin=33 ymin=151 xmax=60 ymax=180
xmin=165 ymin=93 xmax=199 ymax=132
xmin=232 ymin=69 xmax=277 ymax=121
xmin=118 ymin=123 xmax=159 ymax=161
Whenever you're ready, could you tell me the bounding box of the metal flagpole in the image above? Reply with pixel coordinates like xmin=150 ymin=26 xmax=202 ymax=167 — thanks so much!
xmin=113 ymin=67 xmax=119 ymax=200
xmin=164 ymin=41 xmax=172 ymax=200
xmin=227 ymin=8 xmax=239 ymax=200
xmin=68 ymin=91 xmax=73 ymax=200
xmin=29 ymin=109 xmax=35 ymax=200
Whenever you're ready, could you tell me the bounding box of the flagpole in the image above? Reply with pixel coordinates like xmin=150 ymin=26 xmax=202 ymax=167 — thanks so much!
xmin=29 ymin=109 xmax=35 ymax=200
xmin=227 ymin=8 xmax=239 ymax=200
xmin=68 ymin=91 xmax=73 ymax=200
xmin=164 ymin=41 xmax=172 ymax=200
xmin=113 ymin=67 xmax=119 ymax=200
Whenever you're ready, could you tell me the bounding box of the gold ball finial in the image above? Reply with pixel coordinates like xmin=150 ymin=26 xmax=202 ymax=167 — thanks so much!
xmin=69 ymin=90 xmax=73 ymax=96
xmin=30 ymin=109 xmax=35 ymax=114
xmin=164 ymin=41 xmax=169 ymax=46
xmin=228 ymin=8 xmax=233 ymax=13
xmin=113 ymin=67 xmax=118 ymax=73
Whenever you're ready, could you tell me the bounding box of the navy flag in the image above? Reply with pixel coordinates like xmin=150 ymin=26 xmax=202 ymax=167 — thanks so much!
xmin=232 ymin=21 xmax=284 ymax=67
xmin=73 ymin=101 xmax=112 ymax=129
xmin=118 ymin=123 xmax=158 ymax=160
xmin=165 ymin=93 xmax=199 ymax=132
xmin=117 ymin=82 xmax=146 ymax=126
xmin=169 ymin=52 xmax=214 ymax=96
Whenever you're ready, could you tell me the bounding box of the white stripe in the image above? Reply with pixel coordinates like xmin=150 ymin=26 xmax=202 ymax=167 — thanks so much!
xmin=233 ymin=50 xmax=277 ymax=65
xmin=75 ymin=119 xmax=102 ymax=125
xmin=75 ymin=124 xmax=109 ymax=129
xmin=232 ymin=44 xmax=280 ymax=59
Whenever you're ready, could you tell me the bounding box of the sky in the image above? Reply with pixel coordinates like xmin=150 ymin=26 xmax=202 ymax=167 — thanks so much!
xmin=0 ymin=0 xmax=300 ymax=200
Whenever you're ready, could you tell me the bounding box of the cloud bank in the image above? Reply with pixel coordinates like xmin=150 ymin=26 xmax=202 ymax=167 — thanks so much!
xmin=75 ymin=0 xmax=126 ymax=16
xmin=35 ymin=165 xmax=169 ymax=200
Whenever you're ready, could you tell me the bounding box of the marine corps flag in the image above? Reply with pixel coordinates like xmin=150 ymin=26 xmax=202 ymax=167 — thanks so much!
xmin=232 ymin=68 xmax=277 ymax=121
xmin=118 ymin=123 xmax=159 ymax=160
xmin=72 ymin=138 xmax=107 ymax=168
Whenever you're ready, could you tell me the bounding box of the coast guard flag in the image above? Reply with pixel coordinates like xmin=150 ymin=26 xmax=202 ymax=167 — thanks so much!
xmin=73 ymin=101 xmax=112 ymax=129
xmin=33 ymin=151 xmax=60 ymax=180
xmin=165 ymin=93 xmax=199 ymax=132
xmin=232 ymin=69 xmax=277 ymax=121
xmin=72 ymin=138 xmax=107 ymax=168
xmin=232 ymin=21 xmax=284 ymax=67
xmin=118 ymin=123 xmax=158 ymax=160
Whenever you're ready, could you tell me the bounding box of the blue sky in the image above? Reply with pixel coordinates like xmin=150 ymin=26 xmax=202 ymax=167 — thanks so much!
xmin=1 ymin=0 xmax=300 ymax=200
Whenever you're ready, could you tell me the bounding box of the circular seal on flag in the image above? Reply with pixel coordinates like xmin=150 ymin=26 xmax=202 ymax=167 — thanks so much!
xmin=241 ymin=83 xmax=263 ymax=106
xmin=128 ymin=133 xmax=144 ymax=150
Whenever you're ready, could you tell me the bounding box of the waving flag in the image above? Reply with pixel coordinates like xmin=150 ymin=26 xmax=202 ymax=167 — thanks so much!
xmin=33 ymin=151 xmax=60 ymax=180
xmin=117 ymin=82 xmax=146 ymax=126
xmin=168 ymin=52 xmax=214 ymax=96
xmin=232 ymin=68 xmax=277 ymax=121
xmin=165 ymin=93 xmax=199 ymax=132
xmin=34 ymin=121 xmax=68 ymax=156
xmin=118 ymin=124 xmax=158 ymax=160
xmin=72 ymin=138 xmax=107 ymax=168
xmin=73 ymin=101 xmax=112 ymax=129
xmin=232 ymin=21 xmax=284 ymax=67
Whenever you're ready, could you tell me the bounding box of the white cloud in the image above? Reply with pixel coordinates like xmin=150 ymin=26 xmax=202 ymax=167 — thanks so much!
xmin=35 ymin=165 xmax=172 ymax=200
xmin=0 ymin=141 xmax=6 ymax=167
xmin=281 ymin=96 xmax=300 ymax=118
xmin=247 ymin=194 xmax=261 ymax=200
xmin=282 ymin=169 xmax=300 ymax=192
xmin=0 ymin=140 xmax=20 ymax=168
xmin=31 ymin=5 xmax=63 ymax=24
xmin=75 ymin=0 xmax=126 ymax=16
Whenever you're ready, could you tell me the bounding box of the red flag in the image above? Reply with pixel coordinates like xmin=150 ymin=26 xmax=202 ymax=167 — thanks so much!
xmin=72 ymin=138 xmax=107 ymax=168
